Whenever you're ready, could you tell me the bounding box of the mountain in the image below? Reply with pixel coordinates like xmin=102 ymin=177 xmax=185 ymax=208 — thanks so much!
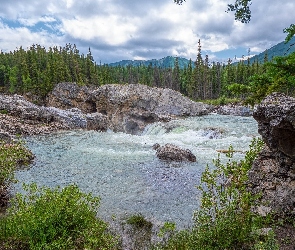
xmin=107 ymin=37 xmax=295 ymax=68
xmin=243 ymin=36 xmax=295 ymax=64
xmin=107 ymin=56 xmax=192 ymax=69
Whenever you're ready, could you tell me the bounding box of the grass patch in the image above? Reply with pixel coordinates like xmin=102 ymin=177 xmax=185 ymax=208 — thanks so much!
xmin=203 ymin=96 xmax=241 ymax=106
xmin=126 ymin=213 xmax=153 ymax=229
xmin=0 ymin=109 xmax=8 ymax=115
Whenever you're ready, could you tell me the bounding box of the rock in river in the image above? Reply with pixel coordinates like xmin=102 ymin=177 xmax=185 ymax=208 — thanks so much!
xmin=153 ymin=143 xmax=197 ymax=162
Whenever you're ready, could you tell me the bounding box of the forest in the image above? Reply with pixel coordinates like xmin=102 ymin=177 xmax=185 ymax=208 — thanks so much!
xmin=0 ymin=40 xmax=294 ymax=105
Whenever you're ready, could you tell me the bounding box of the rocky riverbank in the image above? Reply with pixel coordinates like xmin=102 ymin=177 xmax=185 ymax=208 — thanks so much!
xmin=0 ymin=83 xmax=213 ymax=139
xmin=247 ymin=92 xmax=295 ymax=249
xmin=211 ymin=103 xmax=254 ymax=116
xmin=249 ymin=92 xmax=295 ymax=219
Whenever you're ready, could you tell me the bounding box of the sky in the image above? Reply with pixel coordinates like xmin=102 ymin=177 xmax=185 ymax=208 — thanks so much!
xmin=0 ymin=0 xmax=294 ymax=64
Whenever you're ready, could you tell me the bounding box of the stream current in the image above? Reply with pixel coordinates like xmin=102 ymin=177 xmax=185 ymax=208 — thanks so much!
xmin=14 ymin=114 xmax=259 ymax=228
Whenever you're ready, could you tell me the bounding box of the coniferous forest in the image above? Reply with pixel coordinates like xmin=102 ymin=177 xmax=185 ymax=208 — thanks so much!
xmin=0 ymin=41 xmax=294 ymax=104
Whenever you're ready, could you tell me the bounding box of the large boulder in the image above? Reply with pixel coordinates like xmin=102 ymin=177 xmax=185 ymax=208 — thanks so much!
xmin=249 ymin=92 xmax=295 ymax=218
xmin=46 ymin=83 xmax=212 ymax=134
xmin=89 ymin=84 xmax=212 ymax=134
xmin=153 ymin=143 xmax=196 ymax=162
xmin=85 ymin=112 xmax=108 ymax=131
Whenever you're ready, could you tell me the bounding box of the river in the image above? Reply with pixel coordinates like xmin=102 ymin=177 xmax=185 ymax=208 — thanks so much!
xmin=14 ymin=114 xmax=258 ymax=229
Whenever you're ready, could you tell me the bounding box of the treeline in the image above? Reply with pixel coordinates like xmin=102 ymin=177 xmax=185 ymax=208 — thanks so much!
xmin=0 ymin=42 xmax=294 ymax=103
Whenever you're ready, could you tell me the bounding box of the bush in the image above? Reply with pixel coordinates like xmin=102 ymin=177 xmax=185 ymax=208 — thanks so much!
xmin=0 ymin=183 xmax=119 ymax=250
xmin=0 ymin=141 xmax=33 ymax=187
xmin=154 ymin=138 xmax=280 ymax=250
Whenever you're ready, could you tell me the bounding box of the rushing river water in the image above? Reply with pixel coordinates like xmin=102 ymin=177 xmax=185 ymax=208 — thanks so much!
xmin=14 ymin=114 xmax=259 ymax=228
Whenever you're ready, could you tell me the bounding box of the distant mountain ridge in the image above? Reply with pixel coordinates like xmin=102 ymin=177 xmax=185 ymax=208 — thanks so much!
xmin=108 ymin=56 xmax=192 ymax=69
xmin=108 ymin=37 xmax=295 ymax=68
xmin=246 ymin=36 xmax=295 ymax=64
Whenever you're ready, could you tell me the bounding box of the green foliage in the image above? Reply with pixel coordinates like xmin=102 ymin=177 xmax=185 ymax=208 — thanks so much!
xmin=244 ymin=51 xmax=295 ymax=104
xmin=158 ymin=222 xmax=176 ymax=238
xmin=227 ymin=0 xmax=252 ymax=23
xmin=227 ymin=82 xmax=251 ymax=97
xmin=0 ymin=109 xmax=8 ymax=114
xmin=0 ymin=141 xmax=33 ymax=187
xmin=192 ymin=138 xmax=265 ymax=249
xmin=0 ymin=183 xmax=119 ymax=250
xmin=154 ymin=138 xmax=279 ymax=250
xmin=284 ymin=24 xmax=295 ymax=43
xmin=203 ymin=96 xmax=240 ymax=106
xmin=252 ymin=230 xmax=279 ymax=250
xmin=126 ymin=213 xmax=153 ymax=229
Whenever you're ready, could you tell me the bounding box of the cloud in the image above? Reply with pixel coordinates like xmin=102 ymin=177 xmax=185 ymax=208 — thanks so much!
xmin=0 ymin=0 xmax=294 ymax=63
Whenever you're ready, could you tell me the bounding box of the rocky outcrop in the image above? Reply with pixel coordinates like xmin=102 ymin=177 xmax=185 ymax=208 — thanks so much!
xmin=249 ymin=92 xmax=295 ymax=218
xmin=153 ymin=143 xmax=196 ymax=162
xmin=46 ymin=83 xmax=212 ymax=135
xmin=46 ymin=82 xmax=96 ymax=113
xmin=85 ymin=112 xmax=108 ymax=131
xmin=212 ymin=104 xmax=253 ymax=116
xmin=89 ymin=84 xmax=211 ymax=134
xmin=0 ymin=83 xmax=212 ymax=136
xmin=0 ymin=94 xmax=107 ymax=136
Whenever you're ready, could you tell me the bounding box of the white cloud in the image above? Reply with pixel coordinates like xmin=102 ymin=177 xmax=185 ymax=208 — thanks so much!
xmin=0 ymin=0 xmax=294 ymax=63
xmin=0 ymin=20 xmax=63 ymax=52
xmin=62 ymin=15 xmax=137 ymax=45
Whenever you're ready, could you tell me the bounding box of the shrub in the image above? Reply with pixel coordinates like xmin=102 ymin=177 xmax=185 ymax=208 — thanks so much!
xmin=0 ymin=183 xmax=119 ymax=250
xmin=154 ymin=138 xmax=280 ymax=250
xmin=0 ymin=141 xmax=33 ymax=187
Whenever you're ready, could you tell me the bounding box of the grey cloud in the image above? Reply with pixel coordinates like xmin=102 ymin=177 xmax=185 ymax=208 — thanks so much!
xmin=227 ymin=0 xmax=295 ymax=49
xmin=136 ymin=18 xmax=175 ymax=38
xmin=124 ymin=37 xmax=180 ymax=50
xmin=190 ymin=1 xmax=211 ymax=12
xmin=109 ymin=0 xmax=168 ymax=16
xmin=68 ymin=33 xmax=181 ymax=63
xmin=196 ymin=15 xmax=233 ymax=35
xmin=64 ymin=1 xmax=108 ymax=18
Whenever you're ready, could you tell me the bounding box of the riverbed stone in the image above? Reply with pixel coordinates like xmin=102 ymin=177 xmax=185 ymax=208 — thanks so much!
xmin=153 ymin=143 xmax=196 ymax=162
